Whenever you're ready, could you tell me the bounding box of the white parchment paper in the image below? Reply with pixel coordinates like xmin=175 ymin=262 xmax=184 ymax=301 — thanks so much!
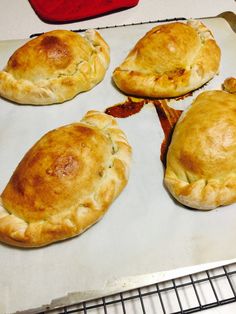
xmin=0 ymin=17 xmax=235 ymax=313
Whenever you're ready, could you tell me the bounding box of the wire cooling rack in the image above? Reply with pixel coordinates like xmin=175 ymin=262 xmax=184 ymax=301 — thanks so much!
xmin=36 ymin=262 xmax=236 ymax=314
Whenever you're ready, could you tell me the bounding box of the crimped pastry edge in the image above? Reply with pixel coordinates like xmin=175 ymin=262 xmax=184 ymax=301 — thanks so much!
xmin=164 ymin=175 xmax=236 ymax=210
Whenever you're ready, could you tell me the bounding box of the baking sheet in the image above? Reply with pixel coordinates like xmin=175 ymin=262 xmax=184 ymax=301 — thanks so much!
xmin=0 ymin=16 xmax=236 ymax=314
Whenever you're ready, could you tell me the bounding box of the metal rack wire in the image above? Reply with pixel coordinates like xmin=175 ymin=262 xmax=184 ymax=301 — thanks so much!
xmin=29 ymin=17 xmax=186 ymax=37
xmin=37 ymin=263 xmax=236 ymax=314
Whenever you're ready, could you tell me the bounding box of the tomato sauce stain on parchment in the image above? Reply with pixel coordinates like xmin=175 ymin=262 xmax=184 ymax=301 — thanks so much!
xmin=105 ymin=97 xmax=182 ymax=165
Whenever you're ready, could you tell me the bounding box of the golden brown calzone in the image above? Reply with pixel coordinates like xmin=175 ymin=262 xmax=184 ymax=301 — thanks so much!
xmin=0 ymin=29 xmax=110 ymax=105
xmin=164 ymin=90 xmax=236 ymax=210
xmin=0 ymin=111 xmax=132 ymax=247
xmin=113 ymin=20 xmax=221 ymax=98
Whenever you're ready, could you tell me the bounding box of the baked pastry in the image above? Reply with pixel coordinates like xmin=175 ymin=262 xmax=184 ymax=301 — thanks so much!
xmin=0 ymin=111 xmax=132 ymax=247
xmin=113 ymin=20 xmax=221 ymax=98
xmin=164 ymin=90 xmax=236 ymax=210
xmin=0 ymin=29 xmax=110 ymax=105
xmin=223 ymin=77 xmax=236 ymax=94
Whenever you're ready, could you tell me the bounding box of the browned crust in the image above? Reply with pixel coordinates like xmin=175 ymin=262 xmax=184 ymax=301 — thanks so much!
xmin=0 ymin=111 xmax=132 ymax=247
xmin=164 ymin=91 xmax=236 ymax=210
xmin=0 ymin=30 xmax=110 ymax=105
xmin=113 ymin=20 xmax=221 ymax=98
xmin=223 ymin=77 xmax=236 ymax=94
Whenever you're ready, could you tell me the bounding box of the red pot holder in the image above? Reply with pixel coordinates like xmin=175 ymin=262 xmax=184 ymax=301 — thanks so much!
xmin=29 ymin=0 xmax=139 ymax=23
